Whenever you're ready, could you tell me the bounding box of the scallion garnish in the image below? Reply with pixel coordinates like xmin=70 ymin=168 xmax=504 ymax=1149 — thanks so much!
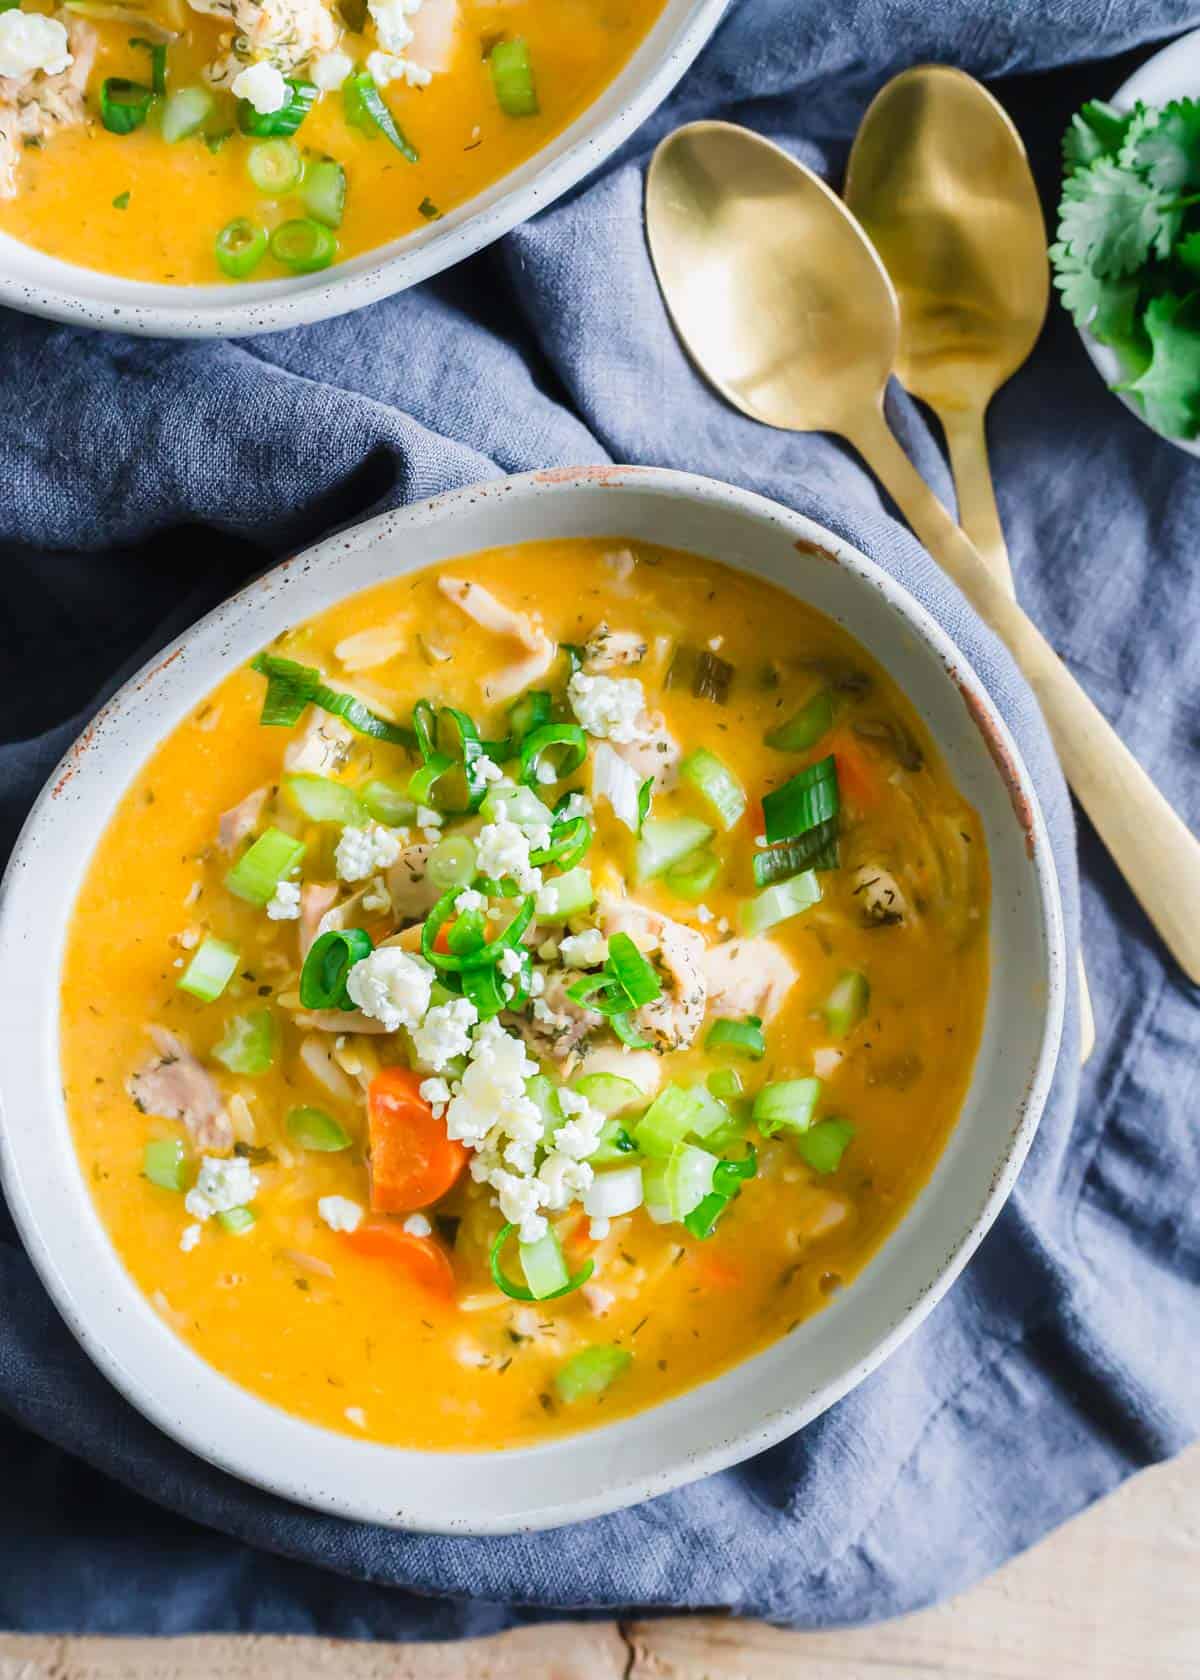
xmin=100 ymin=77 xmax=154 ymax=135
xmin=129 ymin=36 xmax=167 ymax=96
xmin=752 ymin=822 xmax=839 ymax=885
xmin=508 ymin=689 xmax=552 ymax=745
xmin=214 ymin=217 xmax=267 ymax=280
xmin=489 ymin=1223 xmax=593 ymax=1302
xmin=247 ymin=137 xmax=304 ymax=195
xmin=421 ymin=889 xmax=535 ymax=973
xmin=270 ymin=216 xmax=338 ymax=273
xmin=251 ymin=654 xmax=418 ymax=750
xmin=238 ymin=77 xmax=317 ymax=138
xmin=519 ymin=722 xmax=587 ymax=789
xmin=762 ymin=754 xmax=839 ymax=843
xmin=705 ymin=1016 xmax=766 ymax=1059
xmin=299 ymin=928 xmax=373 ymax=1011
xmin=342 ymin=71 xmax=419 ymax=160
xmin=765 ymin=690 xmax=834 ymax=753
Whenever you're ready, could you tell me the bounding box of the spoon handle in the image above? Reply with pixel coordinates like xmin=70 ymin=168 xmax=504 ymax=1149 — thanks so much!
xmin=937 ymin=403 xmax=1013 ymax=590
xmin=847 ymin=402 xmax=1200 ymax=984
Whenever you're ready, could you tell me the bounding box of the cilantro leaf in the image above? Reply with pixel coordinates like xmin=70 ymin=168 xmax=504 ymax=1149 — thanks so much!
xmin=1119 ymin=292 xmax=1200 ymax=437
xmin=1119 ymin=97 xmax=1200 ymax=193
xmin=1063 ymin=100 xmax=1137 ymax=172
xmin=1057 ymin=159 xmax=1178 ymax=277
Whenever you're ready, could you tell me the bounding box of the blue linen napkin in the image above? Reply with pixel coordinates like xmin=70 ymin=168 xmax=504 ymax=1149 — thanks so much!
xmin=1 ymin=0 xmax=1198 ymax=1636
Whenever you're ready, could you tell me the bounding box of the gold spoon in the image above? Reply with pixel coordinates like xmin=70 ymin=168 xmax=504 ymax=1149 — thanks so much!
xmin=845 ymin=66 xmax=1095 ymax=1059
xmin=845 ymin=65 xmax=1047 ymax=585
xmin=646 ymin=121 xmax=1200 ymax=983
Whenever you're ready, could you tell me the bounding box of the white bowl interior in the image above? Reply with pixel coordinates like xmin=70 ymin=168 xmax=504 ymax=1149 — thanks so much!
xmin=1076 ymin=28 xmax=1200 ymax=457
xmin=0 ymin=0 xmax=726 ymax=337
xmin=0 ymin=469 xmax=1065 ymax=1532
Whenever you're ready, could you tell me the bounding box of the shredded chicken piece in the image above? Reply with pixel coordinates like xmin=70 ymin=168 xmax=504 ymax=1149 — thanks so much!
xmin=583 ymin=624 xmax=648 ymax=673
xmin=283 ymin=711 xmax=354 ymax=775
xmin=217 ymin=785 xmax=269 ymax=853
xmin=703 ymin=937 xmax=797 ymax=1023
xmin=128 ymin=1027 xmax=232 ymax=1153
xmin=437 ymin=576 xmax=556 ymax=704
xmin=299 ymin=881 xmax=340 ymax=958
xmin=613 ymin=717 xmax=681 ymax=794
xmin=852 ymin=865 xmax=910 ymax=927
xmin=0 ymin=17 xmax=95 ymax=201
xmin=386 ymin=843 xmax=439 ymax=922
xmin=407 ymin=0 xmax=460 ymax=69
xmin=510 ymin=970 xmax=599 ymax=1065
xmin=600 ymin=896 xmax=707 ymax=1051
xmin=189 ymin=0 xmax=338 ymax=86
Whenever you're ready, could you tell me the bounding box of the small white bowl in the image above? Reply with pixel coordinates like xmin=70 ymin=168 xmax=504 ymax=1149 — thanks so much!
xmin=0 ymin=467 xmax=1065 ymax=1533
xmin=0 ymin=0 xmax=726 ymax=339
xmin=1075 ymin=28 xmax=1200 ymax=456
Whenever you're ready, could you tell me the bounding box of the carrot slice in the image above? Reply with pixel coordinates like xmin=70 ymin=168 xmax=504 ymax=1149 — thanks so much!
xmin=828 ymin=736 xmax=878 ymax=812
xmin=342 ymin=1224 xmax=456 ymax=1299
xmin=366 ymin=1066 xmax=467 ymax=1213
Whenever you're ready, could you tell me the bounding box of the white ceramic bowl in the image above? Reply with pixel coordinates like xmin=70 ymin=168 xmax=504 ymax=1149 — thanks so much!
xmin=0 ymin=467 xmax=1065 ymax=1533
xmin=0 ymin=0 xmax=726 ymax=339
xmin=1076 ymin=29 xmax=1200 ymax=456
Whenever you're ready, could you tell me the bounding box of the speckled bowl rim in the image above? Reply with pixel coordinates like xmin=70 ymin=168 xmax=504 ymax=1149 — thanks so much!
xmin=0 ymin=466 xmax=1066 ymax=1533
xmin=1076 ymin=28 xmax=1200 ymax=456
xmin=0 ymin=0 xmax=728 ymax=339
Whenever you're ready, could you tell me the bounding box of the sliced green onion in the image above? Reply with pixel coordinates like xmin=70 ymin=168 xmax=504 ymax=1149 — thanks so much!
xmin=177 ymin=936 xmax=239 ymax=1003
xmin=714 ymin=1145 xmax=758 ymax=1193
xmin=637 ymin=777 xmax=654 ymax=832
xmin=361 ymin=779 xmax=416 ymax=826
xmin=763 ymin=755 xmax=839 ymax=843
xmin=283 ymin=772 xmax=367 ymax=826
xmin=489 ymin=1223 xmax=593 ymax=1302
xmin=160 ymin=85 xmax=213 ymax=142
xmin=100 ymin=77 xmax=154 ymax=134
xmin=422 ymin=890 xmax=535 ymax=972
xmin=214 ymin=217 xmax=268 ymax=280
xmin=741 ymin=868 xmax=822 ymax=936
xmin=664 ymin=847 xmax=721 ymax=901
xmin=251 ymin=655 xmax=417 ymax=750
xmin=606 ymin=932 xmax=662 ymax=1009
xmin=681 ymin=749 xmax=746 ymax=830
xmin=435 ymin=704 xmax=480 ymax=761
xmin=534 ymin=866 xmax=593 ymax=921
xmin=130 ymin=36 xmax=167 ymax=95
xmin=342 ymin=71 xmax=418 ymax=159
xmin=635 ymin=817 xmax=714 ymax=884
xmin=520 ymin=723 xmax=587 ymax=789
xmin=489 ymin=36 xmax=538 ymax=117
xmin=286 ymin=1106 xmax=351 ymax=1151
xmin=753 ymin=823 xmax=839 ymax=884
xmin=705 ymin=1016 xmax=766 ymax=1059
xmin=508 ymin=690 xmax=551 ymax=745
xmin=572 ymin=1072 xmax=645 ymax=1116
xmin=299 ymin=927 xmax=373 ymax=1010
xmin=217 ymin=1205 xmax=257 ymax=1234
xmin=706 ymin=1066 xmax=744 ymax=1103
xmin=824 ymin=970 xmax=869 ymax=1038
xmin=143 ymin=1138 xmax=187 ymax=1192
xmin=765 ymin=690 xmax=834 ymax=753
xmin=753 ymin=1077 xmax=822 ymax=1138
xmin=427 ymin=835 xmax=478 ymax=893
xmin=270 ymin=216 xmax=337 ymax=273
xmin=247 ymin=137 xmax=304 ymax=194
xmin=633 ymin=1083 xmax=699 ymax=1159
xmin=796 ymin=1117 xmax=854 ymax=1174
xmin=587 ymin=1117 xmax=640 ymax=1164
xmin=302 ymin=156 xmax=346 ymax=228
xmin=683 ymin=1190 xmax=731 ymax=1240
xmin=530 ymin=811 xmax=592 ymax=869
xmin=555 ymin=1345 xmax=631 ymax=1403
xmin=212 ymin=1009 xmax=277 ymax=1076
xmin=411 ymin=698 xmax=437 ymax=759
xmin=225 ymin=827 xmax=306 ymax=906
xmin=459 ymin=961 xmax=510 ymax=1020
xmin=238 ymin=77 xmax=316 ymax=138
xmin=610 ymin=1010 xmax=655 ymax=1050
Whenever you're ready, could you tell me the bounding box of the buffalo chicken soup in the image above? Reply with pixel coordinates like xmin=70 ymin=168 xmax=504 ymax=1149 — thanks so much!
xmin=0 ymin=0 xmax=662 ymax=282
xmin=62 ymin=538 xmax=989 ymax=1449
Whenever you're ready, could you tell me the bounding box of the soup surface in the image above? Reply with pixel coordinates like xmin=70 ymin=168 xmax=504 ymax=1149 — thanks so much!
xmin=62 ymin=538 xmax=989 ymax=1450
xmin=0 ymin=0 xmax=662 ymax=283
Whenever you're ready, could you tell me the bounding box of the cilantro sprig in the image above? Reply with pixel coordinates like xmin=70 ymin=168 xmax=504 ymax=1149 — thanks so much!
xmin=1052 ymin=94 xmax=1200 ymax=438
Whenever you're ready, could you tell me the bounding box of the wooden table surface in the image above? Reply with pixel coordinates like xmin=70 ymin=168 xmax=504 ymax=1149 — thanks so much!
xmin=2 ymin=1442 xmax=1194 ymax=1679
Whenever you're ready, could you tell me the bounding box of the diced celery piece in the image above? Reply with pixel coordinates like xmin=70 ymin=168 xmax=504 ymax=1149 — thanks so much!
xmin=536 ymin=867 xmax=593 ymax=920
xmin=665 ymin=1142 xmax=718 ymax=1219
xmin=796 ymin=1117 xmax=854 ymax=1174
xmin=706 ymin=1066 xmax=744 ymax=1103
xmin=740 ymin=868 xmax=821 ymax=936
xmin=685 ymin=1084 xmax=736 ymax=1144
xmin=681 ymin=748 xmax=747 ymax=830
xmin=824 ymin=970 xmax=869 ymax=1038
xmin=632 ymin=1083 xmax=697 ymax=1158
xmin=555 ymin=1345 xmax=632 ymax=1403
xmin=483 ymin=784 xmax=555 ymax=833
xmin=143 ymin=1138 xmax=187 ymax=1192
xmin=753 ymin=1077 xmax=822 ymax=1138
xmin=361 ymin=779 xmax=416 ymax=826
xmin=177 ymin=936 xmax=239 ymax=1002
xmin=587 ymin=1116 xmax=640 ymax=1165
xmin=284 ymin=773 xmax=368 ymax=826
xmin=526 ymin=1074 xmax=563 ymax=1145
xmin=217 ymin=1206 xmax=257 ymax=1234
xmin=212 ymin=1009 xmax=277 ymax=1076
xmin=286 ymin=1106 xmax=351 ymax=1151
xmin=635 ymin=817 xmax=714 ymax=883
xmin=572 ymin=1072 xmax=644 ymax=1115
xmin=519 ymin=1228 xmax=570 ymax=1299
xmin=224 ymin=826 xmax=306 ymax=906
xmin=765 ymin=690 xmax=834 ymax=753
xmin=642 ymin=1157 xmax=673 ymax=1223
